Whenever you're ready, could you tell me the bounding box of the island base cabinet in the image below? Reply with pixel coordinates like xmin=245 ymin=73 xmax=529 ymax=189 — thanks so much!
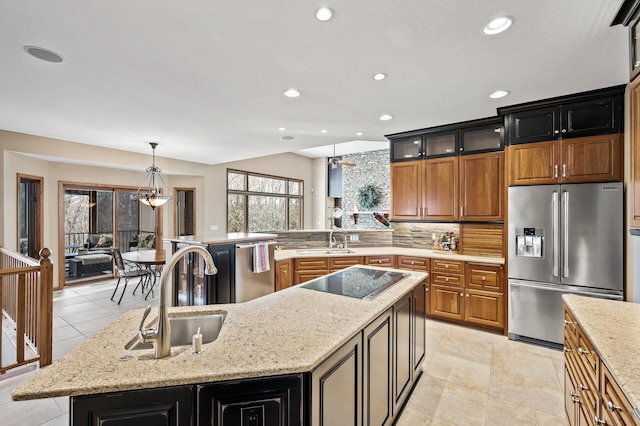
xmin=310 ymin=333 xmax=362 ymax=426
xmin=71 ymin=385 xmax=193 ymax=426
xmin=197 ymin=375 xmax=303 ymax=426
xmin=363 ymin=308 xmax=393 ymax=426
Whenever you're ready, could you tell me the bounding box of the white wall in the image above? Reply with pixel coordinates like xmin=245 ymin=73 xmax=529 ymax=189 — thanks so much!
xmin=0 ymin=130 xmax=317 ymax=288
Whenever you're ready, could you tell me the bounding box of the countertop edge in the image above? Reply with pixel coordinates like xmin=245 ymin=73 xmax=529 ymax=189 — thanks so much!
xmin=563 ymin=295 xmax=640 ymax=419
xmin=13 ymin=267 xmax=427 ymax=401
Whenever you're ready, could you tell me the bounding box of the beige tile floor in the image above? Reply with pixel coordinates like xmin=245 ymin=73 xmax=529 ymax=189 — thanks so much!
xmin=0 ymin=280 xmax=569 ymax=426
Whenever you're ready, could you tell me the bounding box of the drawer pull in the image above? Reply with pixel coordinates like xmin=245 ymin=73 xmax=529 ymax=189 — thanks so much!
xmin=593 ymin=416 xmax=606 ymax=425
xmin=570 ymin=391 xmax=580 ymax=403
xmin=606 ymin=401 xmax=622 ymax=412
xmin=578 ymin=347 xmax=588 ymax=355
xmin=563 ymin=346 xmax=571 ymax=353
xmin=578 ymin=384 xmax=589 ymax=391
xmin=564 ymin=319 xmax=572 ymax=326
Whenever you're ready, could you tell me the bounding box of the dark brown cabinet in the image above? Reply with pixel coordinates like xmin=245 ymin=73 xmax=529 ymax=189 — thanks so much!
xmin=71 ymin=386 xmax=194 ymax=426
xmin=198 ymin=375 xmax=303 ymax=426
xmin=459 ymin=152 xmax=504 ymax=221
xmin=500 ymin=86 xmax=624 ymax=145
xmin=363 ymin=308 xmax=393 ymax=426
xmin=274 ymin=259 xmax=292 ymax=291
xmin=508 ymin=134 xmax=623 ymax=186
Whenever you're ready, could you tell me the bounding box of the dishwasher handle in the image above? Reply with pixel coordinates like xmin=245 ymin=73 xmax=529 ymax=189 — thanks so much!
xmin=236 ymin=241 xmax=277 ymax=249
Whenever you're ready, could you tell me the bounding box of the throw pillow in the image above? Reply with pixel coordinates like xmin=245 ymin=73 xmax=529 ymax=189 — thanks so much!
xmin=144 ymin=234 xmax=156 ymax=248
xmin=95 ymin=233 xmax=113 ymax=248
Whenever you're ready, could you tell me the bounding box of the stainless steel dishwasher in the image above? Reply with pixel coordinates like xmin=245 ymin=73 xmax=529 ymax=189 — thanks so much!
xmin=235 ymin=241 xmax=276 ymax=302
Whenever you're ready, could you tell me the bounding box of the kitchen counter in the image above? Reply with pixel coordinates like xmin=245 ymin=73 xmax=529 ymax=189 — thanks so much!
xmin=563 ymin=294 xmax=640 ymax=419
xmin=164 ymin=232 xmax=277 ymax=246
xmin=13 ymin=266 xmax=427 ymax=401
xmin=274 ymin=246 xmax=504 ymax=265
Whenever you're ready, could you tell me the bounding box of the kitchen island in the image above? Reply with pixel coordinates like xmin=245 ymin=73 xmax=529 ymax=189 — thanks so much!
xmin=563 ymin=295 xmax=640 ymax=424
xmin=13 ymin=266 xmax=427 ymax=425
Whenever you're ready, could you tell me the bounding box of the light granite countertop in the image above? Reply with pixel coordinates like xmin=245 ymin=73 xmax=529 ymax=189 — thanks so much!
xmin=563 ymin=294 xmax=640 ymax=419
xmin=13 ymin=266 xmax=427 ymax=401
xmin=274 ymin=246 xmax=504 ymax=265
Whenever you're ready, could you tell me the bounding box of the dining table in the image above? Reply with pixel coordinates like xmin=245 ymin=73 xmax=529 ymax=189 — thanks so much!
xmin=121 ymin=249 xmax=166 ymax=300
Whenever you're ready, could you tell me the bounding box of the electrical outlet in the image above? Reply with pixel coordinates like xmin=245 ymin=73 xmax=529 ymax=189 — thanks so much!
xmin=350 ymin=234 xmax=359 ymax=242
xmin=432 ymin=233 xmax=436 ymax=241
xmin=210 ymin=225 xmax=219 ymax=231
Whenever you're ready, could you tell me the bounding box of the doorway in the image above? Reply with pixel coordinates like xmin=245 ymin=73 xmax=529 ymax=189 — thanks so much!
xmin=59 ymin=183 xmax=162 ymax=286
xmin=17 ymin=174 xmax=43 ymax=258
xmin=174 ymin=188 xmax=195 ymax=236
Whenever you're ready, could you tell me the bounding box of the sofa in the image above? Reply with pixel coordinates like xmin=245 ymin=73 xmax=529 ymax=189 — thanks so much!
xmin=128 ymin=232 xmax=156 ymax=251
xmin=85 ymin=233 xmax=113 ymax=254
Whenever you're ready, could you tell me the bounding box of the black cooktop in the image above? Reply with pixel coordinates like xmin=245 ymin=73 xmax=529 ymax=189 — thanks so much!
xmin=301 ymin=266 xmax=409 ymax=300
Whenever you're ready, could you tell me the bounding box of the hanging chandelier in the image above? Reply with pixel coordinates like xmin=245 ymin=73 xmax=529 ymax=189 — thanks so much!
xmin=133 ymin=142 xmax=173 ymax=209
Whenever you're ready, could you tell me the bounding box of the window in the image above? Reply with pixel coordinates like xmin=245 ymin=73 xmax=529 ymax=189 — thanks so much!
xmin=227 ymin=169 xmax=303 ymax=232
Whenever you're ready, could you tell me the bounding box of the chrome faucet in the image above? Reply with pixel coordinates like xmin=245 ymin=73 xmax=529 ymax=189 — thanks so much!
xmin=135 ymin=245 xmax=217 ymax=359
xmin=329 ymin=226 xmax=337 ymax=249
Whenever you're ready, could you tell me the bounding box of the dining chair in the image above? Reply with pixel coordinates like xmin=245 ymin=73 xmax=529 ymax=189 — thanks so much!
xmin=110 ymin=247 xmax=152 ymax=304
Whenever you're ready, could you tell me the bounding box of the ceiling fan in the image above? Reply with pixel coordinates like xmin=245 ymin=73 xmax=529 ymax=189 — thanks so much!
xmin=328 ymin=144 xmax=356 ymax=169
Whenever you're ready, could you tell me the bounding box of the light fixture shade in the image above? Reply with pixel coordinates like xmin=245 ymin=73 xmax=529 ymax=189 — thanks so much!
xmin=134 ymin=143 xmax=174 ymax=210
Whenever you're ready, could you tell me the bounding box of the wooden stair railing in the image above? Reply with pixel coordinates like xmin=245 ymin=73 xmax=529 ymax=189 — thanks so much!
xmin=0 ymin=247 xmax=53 ymax=373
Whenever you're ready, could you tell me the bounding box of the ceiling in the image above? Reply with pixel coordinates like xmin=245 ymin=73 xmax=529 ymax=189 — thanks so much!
xmin=0 ymin=1 xmax=630 ymax=165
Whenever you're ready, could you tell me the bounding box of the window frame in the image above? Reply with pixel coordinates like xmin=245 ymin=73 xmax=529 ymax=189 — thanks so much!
xmin=226 ymin=169 xmax=303 ymax=232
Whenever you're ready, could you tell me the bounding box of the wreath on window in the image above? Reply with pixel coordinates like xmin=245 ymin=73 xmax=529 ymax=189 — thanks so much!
xmin=358 ymin=185 xmax=380 ymax=210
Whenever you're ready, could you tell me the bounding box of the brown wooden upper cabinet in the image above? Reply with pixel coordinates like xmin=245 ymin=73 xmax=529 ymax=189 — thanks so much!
xmin=508 ymin=134 xmax=623 ymax=186
xmin=388 ymin=117 xmax=504 ymax=222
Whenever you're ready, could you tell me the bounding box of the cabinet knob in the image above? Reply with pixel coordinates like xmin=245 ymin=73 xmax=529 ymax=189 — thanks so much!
xmin=554 ymin=129 xmax=560 ymax=135
xmin=578 ymin=383 xmax=589 ymax=391
xmin=563 ymin=346 xmax=571 ymax=353
xmin=445 ymin=277 xmax=449 ymax=282
xmin=578 ymin=347 xmax=588 ymax=356
xmin=593 ymin=416 xmax=606 ymax=425
xmin=466 ymin=294 xmax=469 ymax=297
xmin=445 ymin=264 xmax=449 ymax=269
xmin=459 ymin=293 xmax=463 ymax=296
xmin=564 ymin=319 xmax=572 ymax=326
xmin=570 ymin=391 xmax=580 ymax=403
xmin=606 ymin=400 xmax=622 ymax=412
xmin=283 ymin=270 xmax=287 ymax=273
xmin=481 ymin=276 xmax=486 ymax=281
xmin=561 ymin=128 xmax=567 ymax=134
xmin=411 ymin=261 xmax=415 ymax=265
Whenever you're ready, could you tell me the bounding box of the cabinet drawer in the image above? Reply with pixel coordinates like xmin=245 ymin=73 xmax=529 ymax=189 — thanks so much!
xmin=465 ymin=263 xmax=503 ymax=292
xmin=294 ymin=257 xmax=329 ymax=271
xmin=601 ymin=363 xmax=637 ymax=426
xmin=364 ymin=255 xmax=396 ymax=268
xmin=576 ymin=328 xmax=599 ymax=387
xmin=563 ymin=308 xmax=579 ymax=346
xmin=431 ymin=272 xmax=464 ymax=287
xmin=431 ymin=259 xmax=464 ymax=274
xmin=294 ymin=271 xmax=326 ymax=285
xmin=329 ymin=256 xmax=363 ymax=270
xmin=396 ymin=256 xmax=429 ymax=271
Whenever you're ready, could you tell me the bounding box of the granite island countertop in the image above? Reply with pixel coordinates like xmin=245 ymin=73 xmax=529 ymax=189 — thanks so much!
xmin=274 ymin=246 xmax=504 ymax=265
xmin=13 ymin=266 xmax=427 ymax=401
xmin=563 ymin=294 xmax=640 ymax=420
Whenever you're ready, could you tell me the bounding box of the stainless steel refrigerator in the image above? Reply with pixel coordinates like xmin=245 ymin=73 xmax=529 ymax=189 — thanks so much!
xmin=508 ymin=182 xmax=623 ymax=347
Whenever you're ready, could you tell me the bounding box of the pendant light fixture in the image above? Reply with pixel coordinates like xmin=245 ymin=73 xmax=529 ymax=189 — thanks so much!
xmin=134 ymin=142 xmax=173 ymax=209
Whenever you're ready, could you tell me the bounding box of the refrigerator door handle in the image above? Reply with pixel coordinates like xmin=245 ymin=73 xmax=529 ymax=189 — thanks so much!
xmin=552 ymin=191 xmax=559 ymax=277
xmin=563 ymin=191 xmax=569 ymax=278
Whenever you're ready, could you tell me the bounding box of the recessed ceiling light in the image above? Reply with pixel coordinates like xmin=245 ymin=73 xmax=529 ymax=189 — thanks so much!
xmin=489 ymin=90 xmax=509 ymax=99
xmin=379 ymin=114 xmax=393 ymax=121
xmin=373 ymin=73 xmax=386 ymax=81
xmin=280 ymin=135 xmax=295 ymax=140
xmin=483 ymin=16 xmax=514 ymax=35
xmin=24 ymin=46 xmax=64 ymax=63
xmin=278 ymin=127 xmax=286 ymax=131
xmin=315 ymin=6 xmax=334 ymax=22
xmin=283 ymin=88 xmax=301 ymax=98
xmin=321 ymin=129 xmax=328 ymax=133
xmin=356 ymin=132 xmax=364 ymax=136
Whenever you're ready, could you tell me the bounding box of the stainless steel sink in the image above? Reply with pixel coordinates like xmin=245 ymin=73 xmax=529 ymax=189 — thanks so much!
xmin=127 ymin=313 xmax=225 ymax=350
xmin=296 ymin=249 xmax=355 ymax=255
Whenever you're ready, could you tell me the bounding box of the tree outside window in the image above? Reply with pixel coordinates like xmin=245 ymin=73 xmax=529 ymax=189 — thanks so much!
xmin=227 ymin=169 xmax=303 ymax=232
